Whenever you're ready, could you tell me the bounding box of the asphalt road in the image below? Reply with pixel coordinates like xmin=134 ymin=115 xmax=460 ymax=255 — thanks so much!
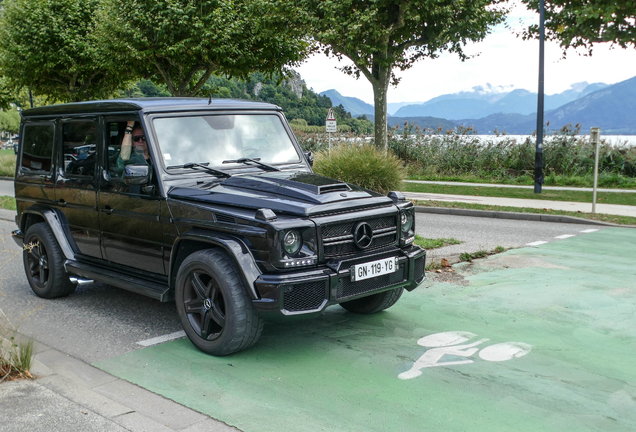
xmin=0 ymin=215 xmax=606 ymax=365
xmin=0 ymin=177 xmax=13 ymax=197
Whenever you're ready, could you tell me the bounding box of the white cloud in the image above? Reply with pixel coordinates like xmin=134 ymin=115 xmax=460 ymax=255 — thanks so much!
xmin=296 ymin=3 xmax=636 ymax=105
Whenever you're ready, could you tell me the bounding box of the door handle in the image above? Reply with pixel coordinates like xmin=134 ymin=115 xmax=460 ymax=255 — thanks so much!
xmin=101 ymin=206 xmax=113 ymax=215
xmin=58 ymin=199 xmax=67 ymax=207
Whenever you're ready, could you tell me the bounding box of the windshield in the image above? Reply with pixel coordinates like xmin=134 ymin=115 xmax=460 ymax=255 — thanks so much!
xmin=153 ymin=114 xmax=300 ymax=169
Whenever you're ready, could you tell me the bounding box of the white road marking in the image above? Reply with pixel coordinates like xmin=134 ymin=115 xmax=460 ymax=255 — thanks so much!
xmin=580 ymin=229 xmax=599 ymax=233
xmin=526 ymin=241 xmax=548 ymax=246
xmin=555 ymin=234 xmax=576 ymax=239
xmin=136 ymin=331 xmax=186 ymax=347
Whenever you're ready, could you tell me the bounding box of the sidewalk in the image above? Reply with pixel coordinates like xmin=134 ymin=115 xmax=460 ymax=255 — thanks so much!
xmin=403 ymin=191 xmax=636 ymax=218
xmin=0 ymin=338 xmax=235 ymax=432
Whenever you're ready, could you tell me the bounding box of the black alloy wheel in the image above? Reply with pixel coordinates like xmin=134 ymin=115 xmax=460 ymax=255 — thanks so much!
xmin=26 ymin=238 xmax=49 ymax=288
xmin=340 ymin=287 xmax=404 ymax=314
xmin=23 ymin=223 xmax=76 ymax=299
xmin=183 ymin=271 xmax=226 ymax=341
xmin=175 ymin=249 xmax=264 ymax=356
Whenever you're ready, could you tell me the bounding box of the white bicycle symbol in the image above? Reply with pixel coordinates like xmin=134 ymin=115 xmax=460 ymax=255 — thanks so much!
xmin=399 ymin=331 xmax=532 ymax=380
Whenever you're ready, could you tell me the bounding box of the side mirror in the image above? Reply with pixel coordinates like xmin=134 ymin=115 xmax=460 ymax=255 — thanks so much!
xmin=303 ymin=151 xmax=314 ymax=167
xmin=123 ymin=164 xmax=150 ymax=185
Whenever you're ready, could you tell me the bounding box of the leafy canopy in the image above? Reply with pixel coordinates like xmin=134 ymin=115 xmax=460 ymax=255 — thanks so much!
xmin=522 ymin=1 xmax=636 ymax=54
xmin=0 ymin=0 xmax=130 ymax=102
xmin=100 ymin=0 xmax=310 ymax=96
xmin=293 ymin=0 xmax=507 ymax=149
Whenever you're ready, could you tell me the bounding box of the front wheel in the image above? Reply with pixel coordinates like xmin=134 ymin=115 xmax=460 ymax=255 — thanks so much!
xmin=175 ymin=249 xmax=264 ymax=356
xmin=340 ymin=287 xmax=404 ymax=314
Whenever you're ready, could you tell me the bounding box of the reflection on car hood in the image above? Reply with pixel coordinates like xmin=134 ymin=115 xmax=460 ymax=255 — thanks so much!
xmin=167 ymin=171 xmax=394 ymax=217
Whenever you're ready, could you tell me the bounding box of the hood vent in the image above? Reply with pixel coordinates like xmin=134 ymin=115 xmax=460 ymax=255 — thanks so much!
xmin=215 ymin=213 xmax=236 ymax=224
xmin=317 ymin=183 xmax=351 ymax=195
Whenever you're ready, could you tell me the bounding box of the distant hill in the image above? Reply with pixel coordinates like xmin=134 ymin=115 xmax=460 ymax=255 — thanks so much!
xmin=387 ymin=116 xmax=457 ymax=131
xmin=319 ymin=89 xmax=374 ymax=117
xmin=393 ymin=82 xmax=607 ymax=119
xmin=457 ymin=75 xmax=636 ymax=134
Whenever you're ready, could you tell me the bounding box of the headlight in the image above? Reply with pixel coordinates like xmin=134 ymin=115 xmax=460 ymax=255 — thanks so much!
xmin=283 ymin=230 xmax=302 ymax=255
xmin=401 ymin=212 xmax=413 ymax=233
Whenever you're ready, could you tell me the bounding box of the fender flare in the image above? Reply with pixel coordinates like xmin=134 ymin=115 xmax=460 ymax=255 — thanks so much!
xmin=20 ymin=207 xmax=76 ymax=261
xmin=169 ymin=230 xmax=262 ymax=300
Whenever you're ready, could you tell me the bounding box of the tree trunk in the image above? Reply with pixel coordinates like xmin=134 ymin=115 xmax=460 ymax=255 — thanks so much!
xmin=371 ymin=66 xmax=390 ymax=151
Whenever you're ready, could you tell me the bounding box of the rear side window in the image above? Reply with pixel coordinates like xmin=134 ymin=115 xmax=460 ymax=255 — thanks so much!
xmin=62 ymin=120 xmax=97 ymax=177
xmin=21 ymin=123 xmax=55 ymax=172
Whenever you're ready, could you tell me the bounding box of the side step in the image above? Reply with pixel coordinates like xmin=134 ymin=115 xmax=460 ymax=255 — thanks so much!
xmin=65 ymin=261 xmax=173 ymax=302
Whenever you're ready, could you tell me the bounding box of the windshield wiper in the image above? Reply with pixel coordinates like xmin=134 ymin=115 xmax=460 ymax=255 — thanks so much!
xmin=166 ymin=162 xmax=232 ymax=178
xmin=222 ymin=157 xmax=280 ymax=172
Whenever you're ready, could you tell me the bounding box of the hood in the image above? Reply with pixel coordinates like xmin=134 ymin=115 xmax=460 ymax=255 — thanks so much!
xmin=167 ymin=171 xmax=394 ymax=217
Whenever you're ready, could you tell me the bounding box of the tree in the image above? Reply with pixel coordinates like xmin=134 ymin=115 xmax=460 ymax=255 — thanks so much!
xmin=293 ymin=0 xmax=506 ymax=149
xmin=522 ymin=1 xmax=636 ymax=54
xmin=100 ymin=0 xmax=310 ymax=97
xmin=0 ymin=0 xmax=131 ymax=102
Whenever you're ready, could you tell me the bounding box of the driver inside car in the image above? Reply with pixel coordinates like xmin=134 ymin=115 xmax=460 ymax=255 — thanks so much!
xmin=117 ymin=120 xmax=150 ymax=176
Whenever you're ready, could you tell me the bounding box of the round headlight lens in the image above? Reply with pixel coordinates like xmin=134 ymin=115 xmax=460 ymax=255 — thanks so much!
xmin=283 ymin=230 xmax=302 ymax=255
xmin=401 ymin=212 xmax=413 ymax=232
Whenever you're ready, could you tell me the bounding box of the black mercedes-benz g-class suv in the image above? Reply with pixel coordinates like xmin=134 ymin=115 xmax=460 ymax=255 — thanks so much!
xmin=12 ymin=98 xmax=426 ymax=355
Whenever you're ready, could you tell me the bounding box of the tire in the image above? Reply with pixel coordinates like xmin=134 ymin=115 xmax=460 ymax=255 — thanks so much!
xmin=175 ymin=249 xmax=264 ymax=356
xmin=340 ymin=287 xmax=404 ymax=314
xmin=23 ymin=223 xmax=76 ymax=299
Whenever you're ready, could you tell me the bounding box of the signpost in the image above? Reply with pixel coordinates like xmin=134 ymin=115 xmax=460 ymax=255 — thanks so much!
xmin=326 ymin=108 xmax=337 ymax=154
xmin=590 ymin=127 xmax=601 ymax=214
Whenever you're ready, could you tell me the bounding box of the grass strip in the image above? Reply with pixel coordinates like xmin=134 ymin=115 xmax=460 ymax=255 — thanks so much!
xmin=0 ymin=150 xmax=16 ymax=177
xmin=414 ymin=199 xmax=636 ymax=226
xmin=403 ymin=182 xmax=636 ymax=206
xmin=414 ymin=235 xmax=461 ymax=249
xmin=0 ymin=196 xmax=16 ymax=211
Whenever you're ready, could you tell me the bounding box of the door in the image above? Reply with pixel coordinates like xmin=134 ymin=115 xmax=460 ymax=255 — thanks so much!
xmin=97 ymin=117 xmax=165 ymax=275
xmin=54 ymin=118 xmax=101 ymax=258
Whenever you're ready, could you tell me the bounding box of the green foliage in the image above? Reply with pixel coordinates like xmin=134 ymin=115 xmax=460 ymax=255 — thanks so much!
xmin=0 ymin=0 xmax=130 ymax=102
xmin=522 ymin=1 xmax=636 ymax=53
xmin=0 ymin=109 xmax=20 ymax=134
xmin=414 ymin=235 xmax=462 ymax=250
xmin=100 ymin=0 xmax=309 ymax=96
xmin=390 ymin=123 xmax=636 ymax=180
xmin=313 ymin=144 xmax=405 ymax=194
xmin=291 ymin=0 xmax=507 ymax=149
xmin=0 ymin=196 xmax=16 ymax=210
xmin=0 ymin=150 xmax=16 ymax=177
xmin=1 ymin=312 xmax=34 ymax=382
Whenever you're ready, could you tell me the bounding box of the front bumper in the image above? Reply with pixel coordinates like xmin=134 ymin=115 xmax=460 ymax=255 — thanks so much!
xmin=253 ymin=246 xmax=426 ymax=319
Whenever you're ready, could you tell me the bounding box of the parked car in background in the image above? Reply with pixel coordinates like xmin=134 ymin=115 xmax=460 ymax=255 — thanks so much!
xmin=11 ymin=98 xmax=426 ymax=356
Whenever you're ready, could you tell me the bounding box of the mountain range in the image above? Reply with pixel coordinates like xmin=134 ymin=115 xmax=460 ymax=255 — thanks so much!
xmin=320 ymin=75 xmax=636 ymax=134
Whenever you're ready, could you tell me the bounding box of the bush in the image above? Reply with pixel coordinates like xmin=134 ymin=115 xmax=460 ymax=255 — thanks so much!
xmin=0 ymin=150 xmax=16 ymax=177
xmin=313 ymin=144 xmax=405 ymax=194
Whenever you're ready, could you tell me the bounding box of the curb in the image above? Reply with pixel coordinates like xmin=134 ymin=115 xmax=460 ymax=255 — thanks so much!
xmin=414 ymin=206 xmax=635 ymax=228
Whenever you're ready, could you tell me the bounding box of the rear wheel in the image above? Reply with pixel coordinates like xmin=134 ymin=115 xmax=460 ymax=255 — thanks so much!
xmin=340 ymin=287 xmax=404 ymax=314
xmin=23 ymin=223 xmax=76 ymax=299
xmin=175 ymin=249 xmax=264 ymax=356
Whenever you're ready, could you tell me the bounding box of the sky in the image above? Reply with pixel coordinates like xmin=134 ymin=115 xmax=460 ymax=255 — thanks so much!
xmin=296 ymin=2 xmax=636 ymax=105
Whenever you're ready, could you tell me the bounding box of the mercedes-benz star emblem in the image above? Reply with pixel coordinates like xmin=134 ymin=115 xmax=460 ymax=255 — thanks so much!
xmin=353 ymin=222 xmax=374 ymax=249
xmin=203 ymin=298 xmax=212 ymax=310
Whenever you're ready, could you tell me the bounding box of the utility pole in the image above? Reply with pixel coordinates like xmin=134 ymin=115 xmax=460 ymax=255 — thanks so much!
xmin=29 ymin=88 xmax=34 ymax=108
xmin=534 ymin=0 xmax=545 ymax=194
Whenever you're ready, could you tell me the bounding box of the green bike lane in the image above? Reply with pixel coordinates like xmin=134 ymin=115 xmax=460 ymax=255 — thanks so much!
xmin=95 ymin=228 xmax=636 ymax=432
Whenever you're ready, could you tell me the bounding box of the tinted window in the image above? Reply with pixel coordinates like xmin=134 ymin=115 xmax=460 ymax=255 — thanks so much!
xmin=62 ymin=121 xmax=97 ymax=177
xmin=21 ymin=123 xmax=54 ymax=172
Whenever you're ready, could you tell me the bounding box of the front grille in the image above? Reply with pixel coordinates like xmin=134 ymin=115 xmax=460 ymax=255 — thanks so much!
xmin=322 ymin=215 xmax=398 ymax=259
xmin=283 ymin=281 xmax=327 ymax=312
xmin=336 ymin=263 xmax=406 ymax=299
xmin=414 ymin=255 xmax=425 ymax=283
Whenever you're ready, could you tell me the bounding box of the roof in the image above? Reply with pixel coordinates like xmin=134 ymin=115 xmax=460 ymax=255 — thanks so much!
xmin=21 ymin=98 xmax=281 ymax=117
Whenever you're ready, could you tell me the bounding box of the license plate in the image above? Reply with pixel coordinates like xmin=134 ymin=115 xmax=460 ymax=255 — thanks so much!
xmin=351 ymin=257 xmax=398 ymax=282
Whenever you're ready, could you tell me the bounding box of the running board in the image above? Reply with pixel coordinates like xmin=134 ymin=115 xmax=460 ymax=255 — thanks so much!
xmin=65 ymin=261 xmax=172 ymax=302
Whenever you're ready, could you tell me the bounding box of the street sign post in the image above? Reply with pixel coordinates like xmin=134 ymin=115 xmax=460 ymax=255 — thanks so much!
xmin=326 ymin=108 xmax=337 ymax=154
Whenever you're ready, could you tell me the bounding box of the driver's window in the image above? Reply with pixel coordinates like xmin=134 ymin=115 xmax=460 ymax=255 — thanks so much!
xmin=104 ymin=119 xmax=156 ymax=194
